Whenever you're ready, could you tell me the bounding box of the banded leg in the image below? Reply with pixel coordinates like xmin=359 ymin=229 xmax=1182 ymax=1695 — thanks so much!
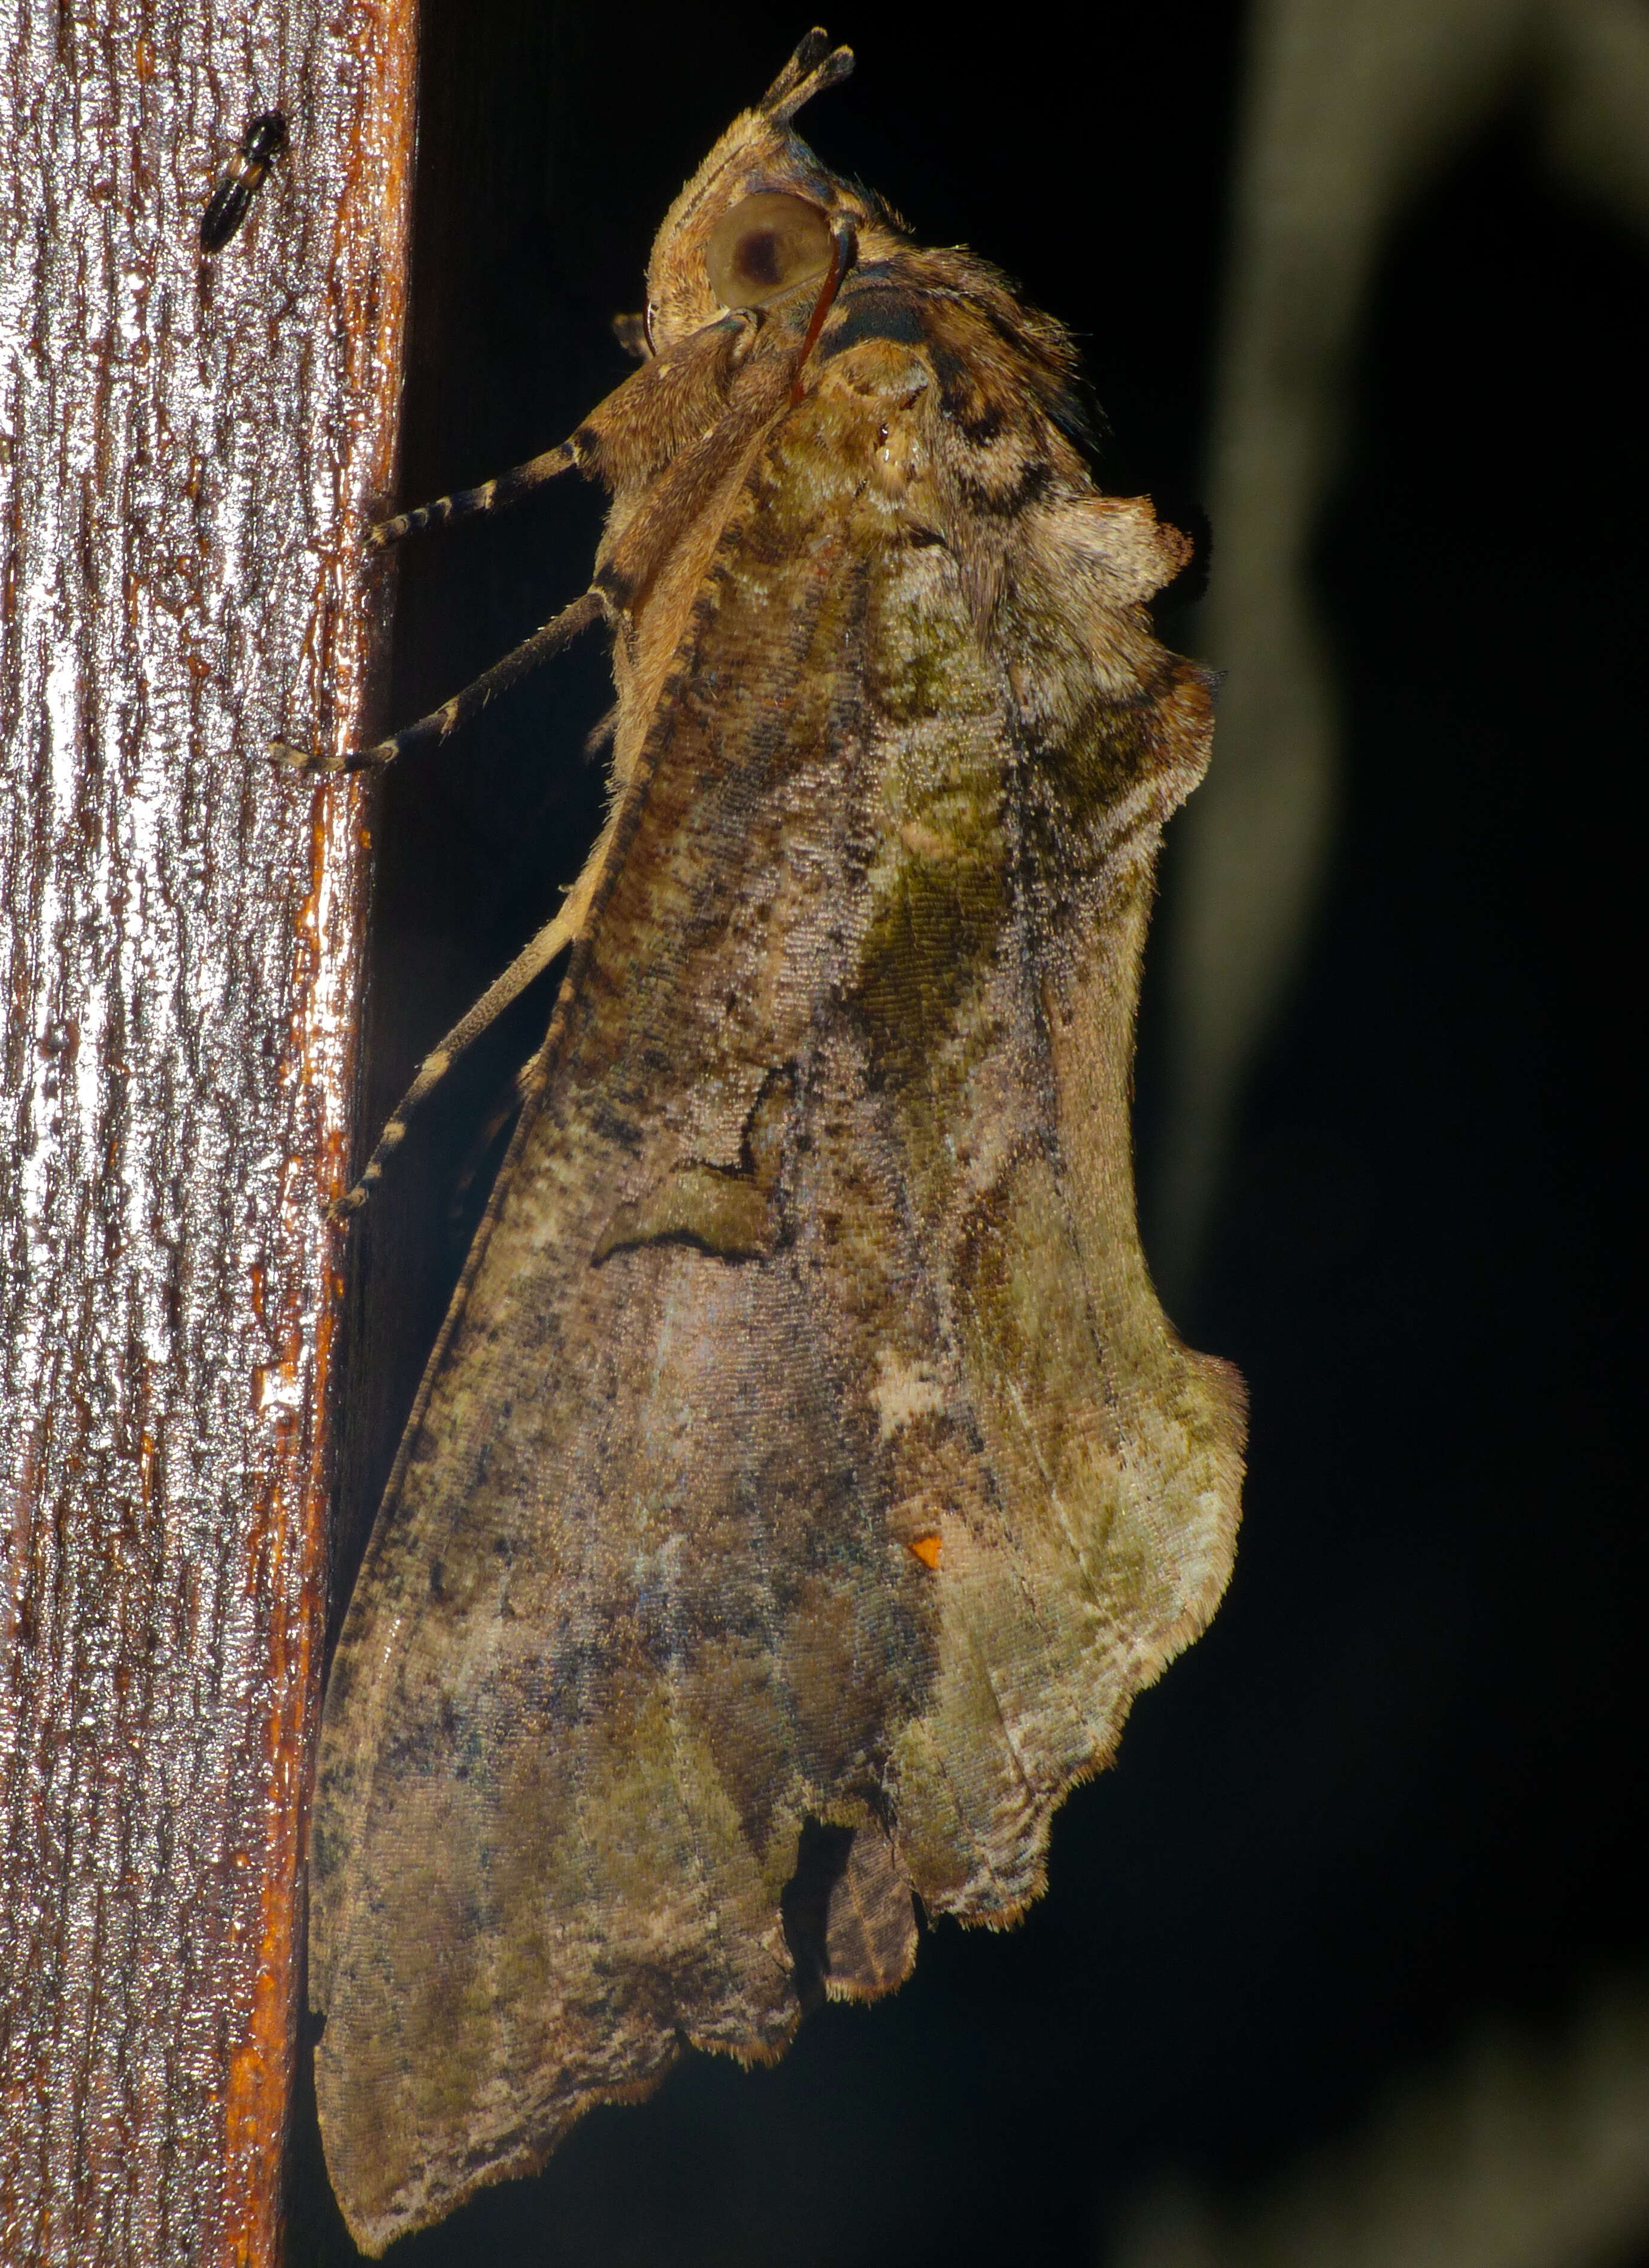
xmin=271 ymin=587 xmax=605 ymax=776
xmin=332 ymin=899 xmax=580 ymax=1220
xmin=368 ymin=438 xmax=581 ymax=550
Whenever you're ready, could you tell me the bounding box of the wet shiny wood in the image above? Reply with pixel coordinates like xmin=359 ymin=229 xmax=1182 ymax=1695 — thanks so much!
xmin=0 ymin=5 xmax=415 ymax=2260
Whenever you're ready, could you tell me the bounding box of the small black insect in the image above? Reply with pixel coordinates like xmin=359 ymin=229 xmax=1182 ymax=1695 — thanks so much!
xmin=200 ymin=111 xmax=286 ymax=253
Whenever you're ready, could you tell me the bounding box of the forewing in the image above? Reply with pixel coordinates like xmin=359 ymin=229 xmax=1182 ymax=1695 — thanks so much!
xmin=311 ymin=419 xmax=920 ymax=2245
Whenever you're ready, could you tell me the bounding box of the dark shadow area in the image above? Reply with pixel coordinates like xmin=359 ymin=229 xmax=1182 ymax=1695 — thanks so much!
xmin=286 ymin=7 xmax=1646 ymax=2265
xmin=780 ymin=1818 xmax=857 ymax=2012
xmin=1181 ymin=105 xmax=1649 ymax=2159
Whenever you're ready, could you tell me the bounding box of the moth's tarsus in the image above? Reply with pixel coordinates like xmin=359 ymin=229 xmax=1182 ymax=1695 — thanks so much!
xmin=368 ymin=440 xmax=580 ymax=551
xmin=332 ymin=898 xmax=578 ymax=1223
xmin=329 ymin=1168 xmax=379 ymax=1226
xmin=283 ymin=587 xmax=605 ymax=782
xmin=267 ymin=736 xmax=342 ymax=774
xmin=329 ymin=1162 xmax=380 ymax=1223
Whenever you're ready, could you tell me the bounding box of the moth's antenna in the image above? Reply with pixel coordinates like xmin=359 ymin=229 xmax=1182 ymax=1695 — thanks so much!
xmin=760 ymin=28 xmax=833 ymax=107
xmin=761 ymin=28 xmax=854 ymax=125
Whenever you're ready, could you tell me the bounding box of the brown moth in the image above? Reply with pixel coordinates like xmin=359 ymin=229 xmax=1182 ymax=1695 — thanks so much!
xmin=304 ymin=30 xmax=1245 ymax=2254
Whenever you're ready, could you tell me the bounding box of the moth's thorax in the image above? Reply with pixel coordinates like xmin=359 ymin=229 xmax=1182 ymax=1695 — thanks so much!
xmin=600 ymin=328 xmax=953 ymax=789
xmin=591 ymin=245 xmax=1111 ymax=795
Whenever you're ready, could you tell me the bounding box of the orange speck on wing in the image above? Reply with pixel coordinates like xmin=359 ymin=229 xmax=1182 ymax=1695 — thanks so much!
xmin=908 ymin=1530 xmax=942 ymax=1570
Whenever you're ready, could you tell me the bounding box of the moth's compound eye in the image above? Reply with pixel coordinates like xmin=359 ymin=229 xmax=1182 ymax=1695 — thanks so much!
xmin=706 ymin=193 xmax=832 ymax=310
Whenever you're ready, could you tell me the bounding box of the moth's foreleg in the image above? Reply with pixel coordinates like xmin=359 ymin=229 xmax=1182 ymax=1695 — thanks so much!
xmin=331 ymin=900 xmax=579 ymax=1221
xmin=270 ymin=587 xmax=605 ymax=777
xmin=367 ymin=439 xmax=581 ymax=551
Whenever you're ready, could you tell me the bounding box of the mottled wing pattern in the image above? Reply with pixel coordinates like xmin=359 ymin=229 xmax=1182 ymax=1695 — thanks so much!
xmin=313 ymin=414 xmax=899 ymax=2239
xmin=311 ymin=320 xmax=1242 ymax=2251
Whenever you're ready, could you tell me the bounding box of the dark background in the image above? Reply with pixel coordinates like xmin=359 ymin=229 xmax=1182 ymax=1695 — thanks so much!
xmin=287 ymin=3 xmax=1649 ymax=2260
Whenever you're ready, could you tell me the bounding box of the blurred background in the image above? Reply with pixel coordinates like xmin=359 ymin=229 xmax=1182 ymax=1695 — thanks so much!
xmin=288 ymin=2 xmax=1649 ymax=2260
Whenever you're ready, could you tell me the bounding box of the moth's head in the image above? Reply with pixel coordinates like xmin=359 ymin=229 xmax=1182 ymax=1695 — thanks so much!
xmin=637 ymin=29 xmax=904 ymax=356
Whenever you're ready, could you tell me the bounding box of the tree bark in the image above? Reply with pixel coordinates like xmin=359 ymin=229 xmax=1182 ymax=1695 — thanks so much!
xmin=0 ymin=4 xmax=415 ymax=2261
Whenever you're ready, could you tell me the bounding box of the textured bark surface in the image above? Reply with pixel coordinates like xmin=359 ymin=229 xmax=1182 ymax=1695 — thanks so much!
xmin=0 ymin=4 xmax=415 ymax=2261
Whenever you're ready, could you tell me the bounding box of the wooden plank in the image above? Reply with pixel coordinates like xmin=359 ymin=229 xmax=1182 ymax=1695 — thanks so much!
xmin=0 ymin=4 xmax=416 ymax=2260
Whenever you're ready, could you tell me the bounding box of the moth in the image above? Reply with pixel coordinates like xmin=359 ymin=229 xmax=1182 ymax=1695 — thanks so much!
xmin=300 ymin=30 xmax=1245 ymax=2254
xmin=199 ymin=110 xmax=286 ymax=253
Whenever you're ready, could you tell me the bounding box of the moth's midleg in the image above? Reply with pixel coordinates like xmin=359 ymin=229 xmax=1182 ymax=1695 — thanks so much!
xmin=332 ymin=900 xmax=579 ymax=1220
xmin=270 ymin=587 xmax=605 ymax=776
xmin=367 ymin=439 xmax=580 ymax=551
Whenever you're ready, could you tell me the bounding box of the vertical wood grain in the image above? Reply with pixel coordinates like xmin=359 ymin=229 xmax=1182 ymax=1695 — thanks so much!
xmin=0 ymin=3 xmax=416 ymax=2259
